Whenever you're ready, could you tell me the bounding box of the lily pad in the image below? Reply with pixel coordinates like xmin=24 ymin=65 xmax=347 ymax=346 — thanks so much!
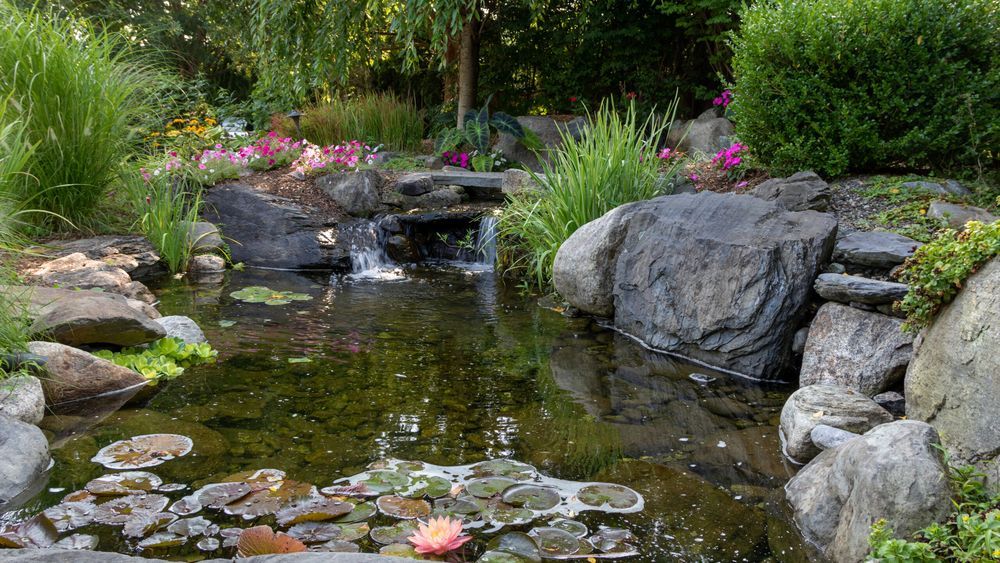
xmin=123 ymin=512 xmax=178 ymax=538
xmin=369 ymin=520 xmax=419 ymax=545
xmin=379 ymin=543 xmax=423 ymax=557
xmin=329 ymin=522 xmax=370 ymax=542
xmin=471 ymin=460 xmax=537 ymax=481
xmin=230 ymin=286 xmax=313 ymax=306
xmin=224 ymin=480 xmax=315 ymax=520
xmin=479 ymin=550 xmax=534 ymax=562
xmin=236 ymin=525 xmax=307 ymax=556
xmin=43 ymin=502 xmax=95 ymax=532
xmin=62 ymin=490 xmax=97 ymax=503
xmin=501 ymin=484 xmax=561 ymax=510
xmin=197 ymin=482 xmax=252 ymax=509
xmin=137 ymin=532 xmax=185 ymax=550
xmin=222 ymin=468 xmax=286 ymax=485
xmin=286 ymin=522 xmax=343 ymax=543
xmin=93 ymin=494 xmax=170 ymax=525
xmin=276 ymin=496 xmax=353 ymax=526
xmin=86 ymin=472 xmax=162 ymax=495
xmin=576 ymin=484 xmax=641 ymax=511
xmin=486 ymin=532 xmax=542 ymax=562
xmin=528 ymin=527 xmax=581 ymax=557
xmin=481 ymin=503 xmax=535 ymax=526
xmin=315 ymin=539 xmax=360 ymax=552
xmin=376 ymin=495 xmax=432 ymax=519
xmin=158 ymin=483 xmax=187 ymax=492
xmin=589 ymin=528 xmax=637 ymax=553
xmin=433 ymin=497 xmax=482 ymax=519
xmin=331 ymin=501 xmax=376 ymax=523
xmin=398 ymin=475 xmax=453 ymax=499
xmin=353 ymin=470 xmax=411 ymax=494
xmin=321 ymin=482 xmax=378 ymax=498
xmin=52 ymin=534 xmax=98 ymax=550
xmin=168 ymin=495 xmax=203 ymax=516
xmin=548 ymin=519 xmax=588 ymax=538
xmin=91 ymin=434 xmax=193 ymax=470
xmin=167 ymin=516 xmax=219 ymax=538
xmin=467 ymin=477 xmax=517 ymax=499
xmin=0 ymin=515 xmax=58 ymax=548
xmin=196 ymin=537 xmax=221 ymax=551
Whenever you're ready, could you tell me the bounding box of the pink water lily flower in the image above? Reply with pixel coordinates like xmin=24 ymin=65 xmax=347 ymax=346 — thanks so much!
xmin=407 ymin=515 xmax=472 ymax=555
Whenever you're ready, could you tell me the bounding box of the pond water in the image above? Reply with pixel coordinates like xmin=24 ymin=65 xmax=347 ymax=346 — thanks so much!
xmin=11 ymin=266 xmax=814 ymax=561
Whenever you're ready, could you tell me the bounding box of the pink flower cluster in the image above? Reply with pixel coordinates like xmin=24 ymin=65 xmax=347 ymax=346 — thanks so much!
xmin=657 ymin=147 xmax=676 ymax=160
xmin=713 ymin=89 xmax=733 ymax=108
xmin=712 ymin=143 xmax=746 ymax=171
xmin=441 ymin=151 xmax=470 ymax=169
xmin=291 ymin=140 xmax=375 ymax=175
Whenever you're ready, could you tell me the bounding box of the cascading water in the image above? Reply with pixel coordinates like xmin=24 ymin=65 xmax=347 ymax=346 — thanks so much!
xmin=475 ymin=215 xmax=499 ymax=267
xmin=340 ymin=221 xmax=403 ymax=280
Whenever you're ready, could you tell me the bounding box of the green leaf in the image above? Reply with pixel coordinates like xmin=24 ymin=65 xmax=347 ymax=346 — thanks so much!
xmin=490 ymin=112 xmax=524 ymax=139
xmin=288 ymin=357 xmax=312 ymax=364
xmin=464 ymin=116 xmax=490 ymax=153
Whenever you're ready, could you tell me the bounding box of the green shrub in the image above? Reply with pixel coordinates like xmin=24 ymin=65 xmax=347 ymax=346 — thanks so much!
xmin=868 ymin=464 xmax=1000 ymax=562
xmin=0 ymin=2 xmax=168 ymax=228
xmin=498 ymin=101 xmax=682 ymax=289
xmin=730 ymin=0 xmax=999 ymax=177
xmin=275 ymin=93 xmax=424 ymax=152
xmin=895 ymin=220 xmax=1000 ymax=331
xmin=93 ymin=337 xmax=218 ymax=383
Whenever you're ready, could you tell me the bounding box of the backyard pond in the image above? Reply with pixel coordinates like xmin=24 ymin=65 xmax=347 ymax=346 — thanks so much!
xmin=6 ymin=265 xmax=812 ymax=561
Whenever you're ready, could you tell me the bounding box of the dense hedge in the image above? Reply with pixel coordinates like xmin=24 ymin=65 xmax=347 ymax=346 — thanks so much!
xmin=731 ymin=0 xmax=1000 ymax=177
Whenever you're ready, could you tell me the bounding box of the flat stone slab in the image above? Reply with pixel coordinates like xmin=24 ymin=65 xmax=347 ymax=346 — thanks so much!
xmin=833 ymin=231 xmax=922 ymax=268
xmin=814 ymin=273 xmax=909 ymax=304
xmin=430 ymin=171 xmax=504 ymax=188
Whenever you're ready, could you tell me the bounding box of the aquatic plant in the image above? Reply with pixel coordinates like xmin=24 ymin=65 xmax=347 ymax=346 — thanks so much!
xmin=408 ymin=515 xmax=472 ymax=555
xmin=93 ymin=337 xmax=217 ymax=381
xmin=229 ymin=286 xmax=314 ymax=306
xmin=91 ymin=434 xmax=194 ymax=470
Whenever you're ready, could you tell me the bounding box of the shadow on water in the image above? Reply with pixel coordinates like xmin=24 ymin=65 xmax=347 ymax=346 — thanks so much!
xmin=16 ymin=267 xmax=818 ymax=561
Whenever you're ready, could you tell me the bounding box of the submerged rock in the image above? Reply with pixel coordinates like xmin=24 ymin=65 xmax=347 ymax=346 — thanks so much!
xmin=0 ymin=375 xmax=45 ymax=425
xmin=906 ymin=259 xmax=1000 ymax=484
xmin=785 ymin=421 xmax=952 ymax=563
xmin=0 ymin=415 xmax=50 ymax=510
xmin=799 ymin=303 xmax=914 ymax=396
xmin=555 ymin=192 xmax=837 ymax=379
xmin=27 ymin=342 xmax=147 ymax=407
xmin=779 ymin=384 xmax=892 ymax=464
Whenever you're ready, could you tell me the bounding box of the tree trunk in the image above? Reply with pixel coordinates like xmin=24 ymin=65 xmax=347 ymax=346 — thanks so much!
xmin=456 ymin=18 xmax=479 ymax=128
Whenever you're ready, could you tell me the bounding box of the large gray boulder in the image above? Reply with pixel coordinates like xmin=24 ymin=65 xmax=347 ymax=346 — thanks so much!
xmin=813 ymin=273 xmax=909 ymax=305
xmin=23 ymin=252 xmax=155 ymax=304
xmin=780 ymin=384 xmax=892 ymax=463
xmin=927 ymin=201 xmax=997 ymax=229
xmin=556 ymin=192 xmax=837 ymax=379
xmin=906 ymin=259 xmax=1000 ymax=484
xmin=27 ymin=290 xmax=165 ymax=347
xmin=800 ymin=303 xmax=914 ymax=396
xmin=749 ymin=171 xmax=831 ymax=211
xmin=785 ymin=421 xmax=952 ymax=563
xmin=27 ymin=342 xmax=147 ymax=407
xmin=0 ymin=376 xmax=45 ymax=425
xmin=317 ymin=170 xmax=383 ymax=217
xmin=154 ymin=315 xmax=207 ymax=345
xmin=203 ymin=183 xmax=347 ymax=270
xmin=2 ymin=285 xmax=159 ymax=321
xmin=184 ymin=221 xmax=224 ymax=253
xmin=494 ymin=116 xmax=587 ymax=172
xmin=666 ymin=116 xmax=735 ymax=156
xmin=0 ymin=415 xmax=49 ymax=510
xmin=833 ymin=231 xmax=922 ymax=269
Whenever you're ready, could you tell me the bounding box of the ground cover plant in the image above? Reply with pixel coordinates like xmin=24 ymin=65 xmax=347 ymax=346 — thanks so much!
xmin=498 ymin=101 xmax=683 ymax=288
xmin=731 ymin=0 xmax=999 ymax=178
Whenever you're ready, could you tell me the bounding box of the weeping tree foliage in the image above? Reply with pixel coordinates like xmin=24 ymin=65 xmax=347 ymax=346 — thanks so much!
xmin=249 ymin=0 xmax=548 ymax=125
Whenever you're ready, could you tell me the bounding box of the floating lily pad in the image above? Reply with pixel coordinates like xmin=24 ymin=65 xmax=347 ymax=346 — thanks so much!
xmin=93 ymin=494 xmax=169 ymax=525
xmin=43 ymin=502 xmax=95 ymax=532
xmin=353 ymin=470 xmax=411 ymax=494
xmin=196 ymin=537 xmax=221 ymax=551
xmin=315 ymin=539 xmax=360 ymax=552
xmin=218 ymin=320 xmax=236 ymax=328
xmin=52 ymin=534 xmax=98 ymax=550
xmin=528 ymin=527 xmax=581 ymax=557
xmin=286 ymin=522 xmax=342 ymax=543
xmin=276 ymin=496 xmax=353 ymax=526
xmin=486 ymin=532 xmax=542 ymax=562
xmin=158 ymin=483 xmax=187 ymax=492
xmin=224 ymin=481 xmax=315 ymax=520
xmin=369 ymin=520 xmax=419 ymax=545
xmin=91 ymin=434 xmax=193 ymax=470
xmin=576 ymin=484 xmax=641 ymax=511
xmin=0 ymin=515 xmax=58 ymax=548
xmin=471 ymin=460 xmax=537 ymax=481
xmin=321 ymin=483 xmax=377 ymax=498
xmin=137 ymin=532 xmax=185 ymax=550
xmin=481 ymin=503 xmax=535 ymax=526
xmin=380 ymin=543 xmax=422 ymax=557
xmin=589 ymin=528 xmax=637 ymax=553
xmin=236 ymin=525 xmax=307 ymax=556
xmin=287 ymin=357 xmax=312 ymax=364
xmin=501 ymin=484 xmax=561 ymax=510
xmin=331 ymin=501 xmax=376 ymax=523
xmin=376 ymin=495 xmax=432 ymax=519
xmin=86 ymin=472 xmax=162 ymax=495
xmin=123 ymin=512 xmax=177 ymax=538
xmin=330 ymin=522 xmax=370 ymax=542
xmin=62 ymin=490 xmax=97 ymax=504
xmin=168 ymin=495 xmax=202 ymax=516
xmin=467 ymin=477 xmax=517 ymax=499
xmin=398 ymin=475 xmax=453 ymax=499
xmin=479 ymin=550 xmax=533 ymax=562
xmin=197 ymin=482 xmax=252 ymax=509
xmin=222 ymin=468 xmax=286 ymax=485
xmin=230 ymin=286 xmax=313 ymax=306
xmin=167 ymin=516 xmax=219 ymax=538
xmin=548 ymin=519 xmax=588 ymax=538
xmin=433 ymin=497 xmax=482 ymax=519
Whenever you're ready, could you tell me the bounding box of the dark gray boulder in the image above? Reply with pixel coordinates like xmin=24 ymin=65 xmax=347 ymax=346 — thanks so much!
xmin=749 ymin=171 xmax=830 ymax=211
xmin=317 ymin=170 xmax=383 ymax=218
xmin=813 ymin=273 xmax=909 ymax=305
xmin=203 ymin=183 xmax=342 ymax=270
xmin=780 ymin=384 xmax=892 ymax=463
xmin=393 ymin=173 xmax=434 ymax=196
xmin=800 ymin=303 xmax=914 ymax=396
xmin=0 ymin=415 xmax=49 ymax=510
xmin=555 ymin=192 xmax=837 ymax=379
xmin=785 ymin=421 xmax=952 ymax=563
xmin=906 ymin=259 xmax=1000 ymax=484
xmin=833 ymin=231 xmax=922 ymax=269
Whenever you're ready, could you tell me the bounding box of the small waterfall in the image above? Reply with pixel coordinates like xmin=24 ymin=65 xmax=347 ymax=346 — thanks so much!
xmin=340 ymin=221 xmax=402 ymax=280
xmin=475 ymin=215 xmax=499 ymax=267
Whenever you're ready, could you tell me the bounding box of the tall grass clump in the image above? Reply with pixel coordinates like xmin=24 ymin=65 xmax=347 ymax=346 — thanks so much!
xmin=277 ymin=93 xmax=424 ymax=151
xmin=125 ymin=169 xmax=207 ymax=274
xmin=0 ymin=1 xmax=168 ymax=229
xmin=498 ymin=101 xmax=683 ymax=289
